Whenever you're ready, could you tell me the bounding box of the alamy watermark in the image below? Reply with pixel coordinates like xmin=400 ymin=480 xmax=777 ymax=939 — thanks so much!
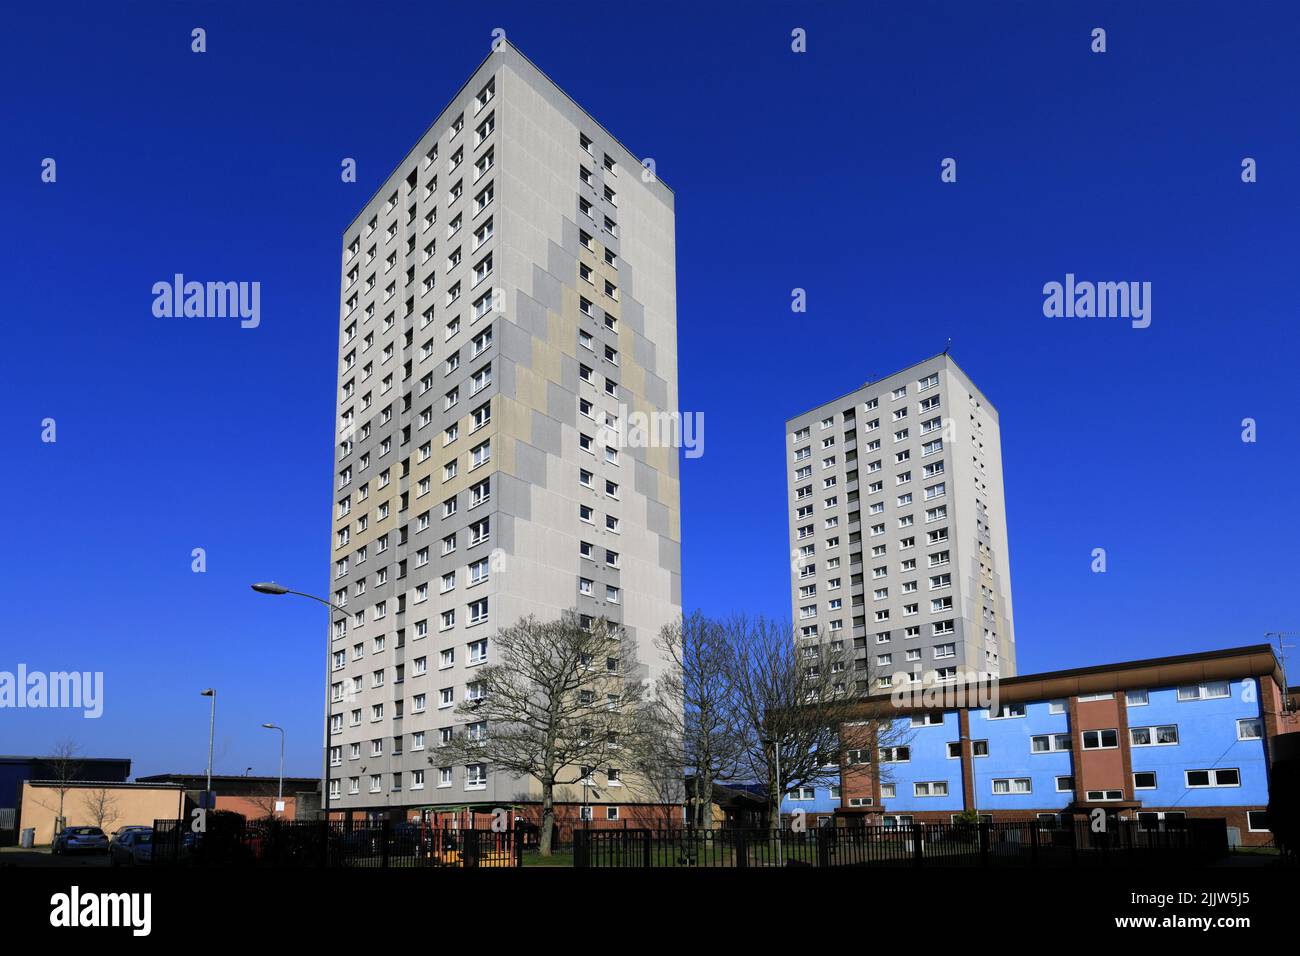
xmin=597 ymin=404 xmax=704 ymax=459
xmin=152 ymin=274 xmax=261 ymax=329
xmin=0 ymin=665 xmax=103 ymax=718
xmin=50 ymin=886 xmax=150 ymax=936
xmin=1042 ymin=273 xmax=1151 ymax=328
xmin=889 ymin=672 xmax=1001 ymax=716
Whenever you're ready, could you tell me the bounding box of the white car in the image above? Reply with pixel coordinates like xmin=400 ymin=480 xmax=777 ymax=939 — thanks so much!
xmin=52 ymin=826 xmax=109 ymax=855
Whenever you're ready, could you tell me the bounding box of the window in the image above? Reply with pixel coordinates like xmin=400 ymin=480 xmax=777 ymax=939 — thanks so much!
xmin=1130 ymin=725 xmax=1179 ymax=747
xmin=468 ymin=517 xmax=490 ymax=545
xmin=466 ymin=764 xmax=487 ymax=790
xmin=469 ymin=477 xmax=491 ymax=507
xmin=1086 ymin=789 xmax=1124 ymax=802
xmin=474 ymin=77 xmax=495 ymax=112
xmin=1185 ymin=768 xmax=1240 ymax=788
xmin=468 ymin=557 xmax=489 ymax=586
xmin=1177 ymin=681 xmax=1230 ymax=701
xmin=1055 ymin=776 xmax=1074 ymax=793
xmin=1237 ymin=718 xmax=1263 ymax=740
xmin=991 ymin=778 xmax=1032 ymax=794
xmin=1030 ymin=734 xmax=1071 ymax=753
xmin=1133 ymin=772 xmax=1157 ymax=790
xmin=1081 ymin=729 xmax=1119 ymax=750
xmin=913 ymin=781 xmax=948 ymax=797
xmin=988 ymin=703 xmax=1025 ymax=719
xmin=468 ymin=598 xmax=489 ymax=626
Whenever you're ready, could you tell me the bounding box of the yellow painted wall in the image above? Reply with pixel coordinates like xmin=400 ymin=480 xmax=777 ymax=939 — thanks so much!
xmin=20 ymin=782 xmax=187 ymax=845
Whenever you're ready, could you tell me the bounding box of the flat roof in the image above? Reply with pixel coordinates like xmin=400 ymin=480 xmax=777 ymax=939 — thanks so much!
xmin=344 ymin=38 xmax=671 ymax=235
xmin=0 ymin=755 xmax=130 ymax=762
xmin=136 ymin=773 xmax=321 ymax=786
xmin=848 ymin=642 xmax=1286 ymax=714
xmin=996 ymin=642 xmax=1280 ymax=687
xmin=26 ymin=780 xmax=182 ymax=789
xmin=785 ymin=351 xmax=998 ymax=424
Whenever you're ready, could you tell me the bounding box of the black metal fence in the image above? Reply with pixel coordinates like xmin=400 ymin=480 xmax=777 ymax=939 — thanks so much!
xmin=151 ymin=817 xmax=523 ymax=868
xmin=573 ymin=818 xmax=1229 ymax=868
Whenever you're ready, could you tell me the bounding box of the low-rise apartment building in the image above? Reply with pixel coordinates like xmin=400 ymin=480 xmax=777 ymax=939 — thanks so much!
xmin=782 ymin=643 xmax=1297 ymax=846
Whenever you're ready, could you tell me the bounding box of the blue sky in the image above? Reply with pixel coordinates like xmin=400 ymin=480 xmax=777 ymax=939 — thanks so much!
xmin=2 ymin=1 xmax=1297 ymax=779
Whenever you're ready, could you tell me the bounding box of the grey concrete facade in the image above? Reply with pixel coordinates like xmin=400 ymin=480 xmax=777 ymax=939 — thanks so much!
xmin=328 ymin=43 xmax=681 ymax=816
xmin=784 ymin=354 xmax=1016 ymax=690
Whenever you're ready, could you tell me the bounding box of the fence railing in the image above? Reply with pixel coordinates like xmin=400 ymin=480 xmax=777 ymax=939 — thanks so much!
xmin=148 ymin=816 xmax=1228 ymax=868
xmin=573 ymin=818 xmax=1229 ymax=868
xmin=151 ymin=817 xmax=523 ymax=868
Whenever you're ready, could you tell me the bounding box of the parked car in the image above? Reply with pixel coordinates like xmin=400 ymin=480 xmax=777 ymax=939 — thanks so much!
xmin=112 ymin=825 xmax=151 ymax=842
xmin=109 ymin=829 xmax=153 ymax=866
xmin=52 ymin=826 xmax=109 ymax=855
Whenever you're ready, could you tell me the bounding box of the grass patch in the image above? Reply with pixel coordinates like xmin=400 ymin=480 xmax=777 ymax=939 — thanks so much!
xmin=522 ymin=849 xmax=574 ymax=867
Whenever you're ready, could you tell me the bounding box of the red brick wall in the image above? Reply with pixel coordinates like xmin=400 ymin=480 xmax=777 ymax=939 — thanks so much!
xmin=215 ymin=794 xmax=298 ymax=820
xmin=1074 ymin=697 xmax=1126 ymax=794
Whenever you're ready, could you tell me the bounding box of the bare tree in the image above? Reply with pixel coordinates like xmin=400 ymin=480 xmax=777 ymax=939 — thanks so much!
xmin=636 ymin=612 xmax=743 ymax=829
xmin=623 ymin=733 xmax=684 ymax=830
xmin=45 ymin=739 xmax=82 ymax=832
xmin=80 ymin=787 xmax=120 ymax=833
xmin=244 ymin=782 xmax=286 ymax=820
xmin=721 ymin=616 xmax=910 ymax=830
xmin=433 ymin=612 xmax=651 ymax=856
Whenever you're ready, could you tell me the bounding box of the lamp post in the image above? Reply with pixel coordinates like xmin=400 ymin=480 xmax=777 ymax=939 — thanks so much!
xmin=262 ymin=723 xmax=285 ymax=814
xmin=251 ymin=582 xmax=349 ymax=821
xmin=200 ymin=689 xmax=216 ymax=808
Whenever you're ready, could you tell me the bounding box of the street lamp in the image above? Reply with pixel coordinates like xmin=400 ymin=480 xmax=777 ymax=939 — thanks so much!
xmin=581 ymin=776 xmax=600 ymax=828
xmin=250 ymin=582 xmax=349 ymax=821
xmin=262 ymin=723 xmax=285 ymax=813
xmin=200 ymin=689 xmax=216 ymax=808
